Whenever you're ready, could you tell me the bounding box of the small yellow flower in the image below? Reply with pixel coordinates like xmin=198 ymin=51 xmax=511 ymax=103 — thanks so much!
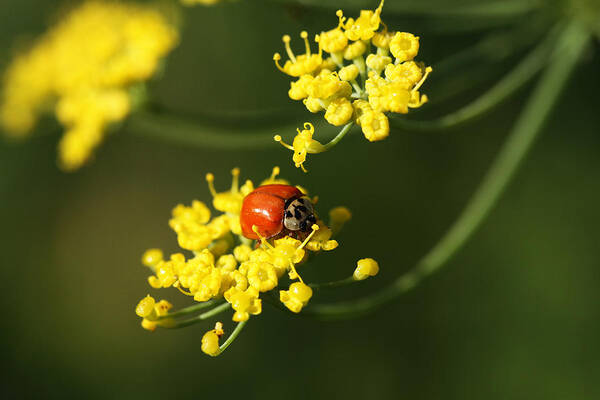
xmin=275 ymin=122 xmax=326 ymax=172
xmin=135 ymin=296 xmax=173 ymax=331
xmin=206 ymin=168 xmax=254 ymax=215
xmin=274 ymin=32 xmax=323 ymax=77
xmin=280 ymin=282 xmax=313 ymax=313
xmin=227 ymin=287 xmax=262 ymax=322
xmin=353 ymin=258 xmax=380 ymax=280
xmin=343 ymin=41 xmax=367 ymax=60
xmin=390 ymin=32 xmax=420 ymax=63
xmin=246 ymin=261 xmax=279 ymax=292
xmin=325 ymin=97 xmax=353 ymax=126
xmin=135 ymin=295 xmax=156 ymax=318
xmin=201 ymin=322 xmax=224 ymax=357
xmin=306 ymin=221 xmax=339 ymax=252
xmin=288 ymin=74 xmax=315 ymax=100
xmin=340 ymin=0 xmax=385 ymax=41
xmin=338 ymin=65 xmax=359 ymax=82
xmin=233 ymin=244 xmax=253 ymax=263
xmin=366 ymin=54 xmax=393 ymax=73
xmin=359 ymin=109 xmax=389 ymax=142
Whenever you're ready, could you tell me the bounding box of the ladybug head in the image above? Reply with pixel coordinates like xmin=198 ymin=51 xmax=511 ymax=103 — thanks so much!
xmin=284 ymin=197 xmax=317 ymax=232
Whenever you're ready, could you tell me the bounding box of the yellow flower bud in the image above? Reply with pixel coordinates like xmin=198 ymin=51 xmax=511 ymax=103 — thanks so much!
xmin=288 ymin=74 xmax=314 ymax=100
xmin=338 ymin=64 xmax=359 ymax=82
xmin=343 ymin=40 xmax=367 ymax=60
xmin=304 ymin=97 xmax=324 ymax=113
xmin=353 ymin=258 xmax=380 ymax=280
xmin=135 ymin=295 xmax=156 ymax=318
xmin=360 ymin=110 xmax=389 ymax=142
xmin=372 ymin=31 xmax=394 ymax=50
xmin=201 ymin=331 xmax=221 ymax=356
xmin=233 ymin=244 xmax=253 ymax=263
xmin=366 ymin=54 xmax=392 ymax=72
xmin=280 ymin=282 xmax=313 ymax=313
xmin=142 ymin=249 xmax=163 ymax=268
xmin=317 ymin=28 xmax=348 ymax=54
xmin=325 ymin=97 xmax=353 ymax=126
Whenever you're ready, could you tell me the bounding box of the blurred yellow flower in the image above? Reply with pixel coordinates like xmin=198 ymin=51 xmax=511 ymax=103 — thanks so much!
xmin=181 ymin=0 xmax=224 ymax=6
xmin=0 ymin=1 xmax=178 ymax=170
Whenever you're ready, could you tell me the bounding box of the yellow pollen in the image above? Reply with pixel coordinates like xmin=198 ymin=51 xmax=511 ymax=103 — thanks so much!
xmin=252 ymin=225 xmax=275 ymax=250
xmin=231 ymin=167 xmax=240 ymax=192
xmin=412 ymin=66 xmax=433 ymax=92
xmin=206 ymin=173 xmax=217 ymax=197
xmin=298 ymin=224 xmax=320 ymax=251
xmin=274 ymin=135 xmax=294 ymax=151
xmin=270 ymin=166 xmax=281 ymax=180
xmin=336 ymin=9 xmax=345 ymax=27
xmin=282 ymin=35 xmax=296 ymax=62
xmin=176 ymin=285 xmax=194 ymax=297
xmin=300 ymin=31 xmax=311 ymax=55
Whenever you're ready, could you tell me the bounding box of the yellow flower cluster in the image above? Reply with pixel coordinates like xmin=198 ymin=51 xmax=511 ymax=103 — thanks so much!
xmin=273 ymin=0 xmax=432 ymax=163
xmin=135 ymin=167 xmax=358 ymax=355
xmin=0 ymin=1 xmax=178 ymax=170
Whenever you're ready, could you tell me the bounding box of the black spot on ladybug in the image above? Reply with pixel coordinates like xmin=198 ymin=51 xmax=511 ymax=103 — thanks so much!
xmin=294 ymin=209 xmax=302 ymax=219
xmin=285 ymin=210 xmax=293 ymax=218
xmin=296 ymin=205 xmax=307 ymax=213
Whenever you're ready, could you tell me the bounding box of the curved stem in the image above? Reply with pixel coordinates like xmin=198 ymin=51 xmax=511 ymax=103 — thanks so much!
xmin=305 ymin=20 xmax=590 ymax=320
xmin=392 ymin=22 xmax=562 ymax=131
xmin=309 ymin=276 xmax=356 ymax=290
xmin=217 ymin=320 xmax=247 ymax=355
xmin=163 ymin=302 xmax=231 ymax=329
xmin=321 ymin=122 xmax=355 ymax=151
xmin=156 ymin=298 xmax=223 ymax=320
xmin=126 ymin=110 xmax=342 ymax=150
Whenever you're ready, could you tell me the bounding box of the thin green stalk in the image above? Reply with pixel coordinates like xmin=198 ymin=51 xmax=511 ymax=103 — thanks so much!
xmin=305 ymin=20 xmax=590 ymax=320
xmin=217 ymin=321 xmax=247 ymax=355
xmin=392 ymin=23 xmax=562 ymax=131
xmin=156 ymin=298 xmax=223 ymax=320
xmin=322 ymin=122 xmax=355 ymax=151
xmin=163 ymin=302 xmax=231 ymax=329
xmin=309 ymin=276 xmax=356 ymax=290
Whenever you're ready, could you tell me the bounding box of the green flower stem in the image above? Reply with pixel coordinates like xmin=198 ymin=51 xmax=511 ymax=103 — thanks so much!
xmin=163 ymin=302 xmax=231 ymax=329
xmin=305 ymin=20 xmax=590 ymax=320
xmin=217 ymin=320 xmax=248 ymax=356
xmin=309 ymin=276 xmax=356 ymax=290
xmin=392 ymin=23 xmax=562 ymax=131
xmin=321 ymin=122 xmax=355 ymax=151
xmin=156 ymin=298 xmax=224 ymax=321
xmin=126 ymin=110 xmax=339 ymax=150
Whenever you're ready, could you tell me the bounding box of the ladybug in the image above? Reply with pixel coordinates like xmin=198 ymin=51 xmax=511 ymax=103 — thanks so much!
xmin=240 ymin=184 xmax=317 ymax=240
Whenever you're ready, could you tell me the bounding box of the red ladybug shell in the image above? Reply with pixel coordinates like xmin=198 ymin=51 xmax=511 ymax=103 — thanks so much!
xmin=240 ymin=184 xmax=303 ymax=240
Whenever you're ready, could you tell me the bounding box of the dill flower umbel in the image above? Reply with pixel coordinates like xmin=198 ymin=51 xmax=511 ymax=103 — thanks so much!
xmin=135 ymin=167 xmax=378 ymax=356
xmin=0 ymin=1 xmax=178 ymax=171
xmin=274 ymin=0 xmax=432 ymax=170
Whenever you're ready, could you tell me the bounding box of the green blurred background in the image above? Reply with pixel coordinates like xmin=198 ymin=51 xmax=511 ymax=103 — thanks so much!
xmin=1 ymin=0 xmax=599 ymax=399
